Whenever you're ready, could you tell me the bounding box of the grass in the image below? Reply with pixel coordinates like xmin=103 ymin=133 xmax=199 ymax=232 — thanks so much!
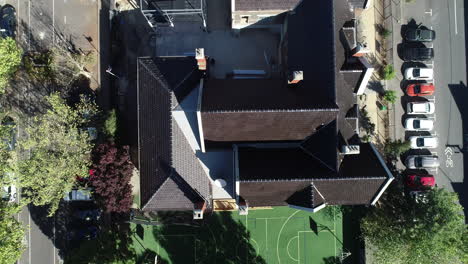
xmin=131 ymin=207 xmax=343 ymax=264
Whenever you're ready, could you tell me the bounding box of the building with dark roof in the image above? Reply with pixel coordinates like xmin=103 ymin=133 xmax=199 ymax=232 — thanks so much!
xmin=137 ymin=0 xmax=392 ymax=219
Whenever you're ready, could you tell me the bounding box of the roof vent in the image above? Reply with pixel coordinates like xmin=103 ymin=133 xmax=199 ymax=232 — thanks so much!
xmin=341 ymin=145 xmax=360 ymax=155
xmin=195 ymin=48 xmax=206 ymax=71
xmin=288 ymin=71 xmax=303 ymax=84
xmin=193 ymin=209 xmax=204 ymax=219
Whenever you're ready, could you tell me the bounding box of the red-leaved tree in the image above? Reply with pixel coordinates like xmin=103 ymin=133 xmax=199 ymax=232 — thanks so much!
xmin=90 ymin=143 xmax=134 ymax=213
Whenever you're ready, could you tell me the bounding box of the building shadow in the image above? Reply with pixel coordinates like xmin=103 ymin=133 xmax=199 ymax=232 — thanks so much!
xmin=152 ymin=211 xmax=266 ymax=264
xmin=447 ymin=82 xmax=468 ymax=222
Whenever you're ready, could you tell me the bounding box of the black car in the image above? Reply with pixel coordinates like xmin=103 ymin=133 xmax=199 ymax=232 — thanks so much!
xmin=405 ymin=28 xmax=436 ymax=42
xmin=402 ymin=46 xmax=434 ymax=61
xmin=0 ymin=5 xmax=17 ymax=38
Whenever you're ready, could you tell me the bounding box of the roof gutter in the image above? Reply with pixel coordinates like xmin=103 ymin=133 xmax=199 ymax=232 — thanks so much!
xmin=288 ymin=203 xmax=327 ymax=213
xmin=369 ymin=143 xmax=394 ymax=205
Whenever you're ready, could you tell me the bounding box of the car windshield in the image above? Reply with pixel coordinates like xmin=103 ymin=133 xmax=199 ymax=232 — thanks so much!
xmin=415 ymin=158 xmax=423 ymax=167
xmin=414 ymin=85 xmax=421 ymax=94
xmin=413 ymin=120 xmax=421 ymax=128
xmin=416 ymin=138 xmax=425 ymax=146
xmin=413 ymin=69 xmax=420 ymax=77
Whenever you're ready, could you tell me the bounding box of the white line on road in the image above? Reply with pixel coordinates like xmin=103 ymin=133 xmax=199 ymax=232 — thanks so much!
xmin=454 ymin=0 xmax=458 ymax=34
xmin=53 ymin=0 xmax=55 ymax=44
xmin=64 ymin=16 xmax=66 ymax=24
xmin=28 ymin=213 xmax=31 ymax=264
xmin=425 ymin=9 xmax=432 ymax=16
xmin=28 ymin=0 xmax=31 ymax=49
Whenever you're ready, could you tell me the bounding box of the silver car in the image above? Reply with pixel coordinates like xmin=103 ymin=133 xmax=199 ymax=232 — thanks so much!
xmin=405 ymin=155 xmax=440 ymax=169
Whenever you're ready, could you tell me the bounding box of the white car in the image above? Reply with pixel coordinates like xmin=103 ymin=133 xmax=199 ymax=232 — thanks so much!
xmin=405 ymin=118 xmax=434 ymax=131
xmin=404 ymin=67 xmax=434 ymax=80
xmin=405 ymin=155 xmax=440 ymax=169
xmin=406 ymin=102 xmax=435 ymax=114
xmin=409 ymin=136 xmax=439 ymax=149
xmin=1 ymin=172 xmax=17 ymax=203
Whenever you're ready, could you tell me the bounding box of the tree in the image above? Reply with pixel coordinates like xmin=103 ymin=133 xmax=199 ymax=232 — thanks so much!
xmin=381 ymin=65 xmax=396 ymax=80
xmin=51 ymin=47 xmax=95 ymax=88
xmin=14 ymin=93 xmax=96 ymax=215
xmin=384 ymin=139 xmax=411 ymax=158
xmin=0 ymin=201 xmax=26 ymax=264
xmin=382 ymin=90 xmax=397 ymax=103
xmin=90 ymin=143 xmax=134 ymax=213
xmin=104 ymin=109 xmax=118 ymax=140
xmin=361 ymin=187 xmax=467 ymax=264
xmin=0 ymin=37 xmax=22 ymax=94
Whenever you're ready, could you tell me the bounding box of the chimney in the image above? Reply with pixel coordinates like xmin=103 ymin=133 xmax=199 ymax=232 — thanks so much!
xmin=351 ymin=43 xmax=370 ymax=57
xmin=195 ymin=48 xmax=206 ymax=71
xmin=288 ymin=71 xmax=303 ymax=84
xmin=193 ymin=201 xmax=206 ymax=220
xmin=341 ymin=145 xmax=360 ymax=155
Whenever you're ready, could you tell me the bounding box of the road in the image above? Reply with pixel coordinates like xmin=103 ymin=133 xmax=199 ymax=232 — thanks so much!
xmin=0 ymin=0 xmax=100 ymax=263
xmin=391 ymin=0 xmax=466 ymax=216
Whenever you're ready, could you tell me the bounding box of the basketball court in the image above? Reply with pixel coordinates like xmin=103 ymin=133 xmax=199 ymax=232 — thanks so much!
xmin=131 ymin=207 xmax=343 ymax=264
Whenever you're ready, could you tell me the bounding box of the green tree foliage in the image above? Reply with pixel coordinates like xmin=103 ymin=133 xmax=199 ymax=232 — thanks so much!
xmin=381 ymin=65 xmax=396 ymax=81
xmin=0 ymin=37 xmax=22 ymax=94
xmin=0 ymin=201 xmax=25 ymax=264
xmin=0 ymin=118 xmax=15 ymax=176
xmin=382 ymin=90 xmax=397 ymax=103
xmin=361 ymin=187 xmax=467 ymax=264
xmin=15 ymin=93 xmax=97 ymax=215
xmin=384 ymin=139 xmax=411 ymax=158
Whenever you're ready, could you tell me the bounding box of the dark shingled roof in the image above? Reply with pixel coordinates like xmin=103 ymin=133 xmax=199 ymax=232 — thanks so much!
xmin=138 ymin=57 xmax=211 ymax=211
xmin=312 ymin=177 xmax=387 ymax=206
xmin=201 ymin=110 xmax=338 ymax=142
xmin=234 ymin=0 xmax=302 ymax=11
xmin=300 ymin=120 xmax=338 ymax=172
xmin=239 ymin=180 xmax=311 ymax=207
xmin=238 ymin=146 xmax=335 ymax=181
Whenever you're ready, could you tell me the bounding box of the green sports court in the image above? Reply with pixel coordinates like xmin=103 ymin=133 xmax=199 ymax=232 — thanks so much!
xmin=131 ymin=206 xmax=343 ymax=264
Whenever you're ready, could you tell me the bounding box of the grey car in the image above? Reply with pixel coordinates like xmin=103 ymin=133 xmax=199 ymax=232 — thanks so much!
xmin=405 ymin=28 xmax=436 ymax=42
xmin=405 ymin=155 xmax=440 ymax=169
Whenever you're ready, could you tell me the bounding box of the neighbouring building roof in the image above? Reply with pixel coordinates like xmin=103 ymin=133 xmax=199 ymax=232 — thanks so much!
xmin=137 ymin=57 xmax=212 ymax=211
xmin=347 ymin=0 xmax=368 ymax=9
xmin=233 ymin=0 xmax=303 ymax=11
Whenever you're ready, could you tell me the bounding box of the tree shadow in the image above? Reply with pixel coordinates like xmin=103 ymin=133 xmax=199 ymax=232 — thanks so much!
xmin=323 ymin=256 xmax=341 ymax=264
xmin=152 ymin=211 xmax=266 ymax=264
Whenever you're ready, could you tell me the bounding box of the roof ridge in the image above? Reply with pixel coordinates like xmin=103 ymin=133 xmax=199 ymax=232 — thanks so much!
xmin=138 ymin=58 xmax=172 ymax=93
xmin=201 ymin=108 xmax=340 ymax=113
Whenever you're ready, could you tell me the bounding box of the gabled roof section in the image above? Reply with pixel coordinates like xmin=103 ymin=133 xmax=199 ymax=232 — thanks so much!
xmin=138 ymin=56 xmax=210 ymax=210
xmin=300 ymin=120 xmax=338 ymax=172
xmin=234 ymin=0 xmax=302 ymax=11
xmin=239 ymin=180 xmax=311 ymax=207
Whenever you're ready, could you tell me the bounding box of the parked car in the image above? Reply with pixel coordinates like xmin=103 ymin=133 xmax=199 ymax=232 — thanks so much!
xmin=405 ymin=155 xmax=440 ymax=169
xmin=73 ymin=209 xmax=101 ymax=222
xmin=63 ymin=189 xmax=93 ymax=202
xmin=402 ymin=46 xmax=434 ymax=61
xmin=404 ymin=67 xmax=433 ymax=80
xmin=0 ymin=5 xmax=16 ymax=38
xmin=1 ymin=116 xmax=16 ymax=150
xmin=405 ymin=174 xmax=435 ymax=189
xmin=406 ymin=83 xmax=435 ymax=96
xmin=405 ymin=27 xmax=436 ymax=42
xmin=1 ymin=172 xmax=17 ymax=203
xmin=409 ymin=136 xmax=439 ymax=149
xmin=404 ymin=118 xmax=434 ymax=131
xmin=406 ymin=101 xmax=435 ymax=114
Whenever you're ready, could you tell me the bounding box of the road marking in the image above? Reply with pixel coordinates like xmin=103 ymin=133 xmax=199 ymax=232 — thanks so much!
xmin=28 ymin=213 xmax=31 ymax=264
xmin=425 ymin=9 xmax=432 ymax=16
xmin=445 ymin=147 xmax=453 ymax=155
xmin=64 ymin=16 xmax=67 ymax=24
xmin=454 ymin=0 xmax=458 ymax=34
xmin=28 ymin=0 xmax=31 ymax=49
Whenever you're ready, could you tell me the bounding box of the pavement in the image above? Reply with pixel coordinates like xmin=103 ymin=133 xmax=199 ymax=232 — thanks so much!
xmin=0 ymin=0 xmax=102 ymax=262
xmin=386 ymin=0 xmax=467 ymax=216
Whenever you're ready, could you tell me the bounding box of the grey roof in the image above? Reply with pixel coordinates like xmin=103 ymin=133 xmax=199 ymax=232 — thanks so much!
xmin=347 ymin=0 xmax=368 ymax=9
xmin=138 ymin=57 xmax=211 ymax=211
xmin=234 ymin=0 xmax=302 ymax=11
xmin=239 ymin=180 xmax=311 ymax=207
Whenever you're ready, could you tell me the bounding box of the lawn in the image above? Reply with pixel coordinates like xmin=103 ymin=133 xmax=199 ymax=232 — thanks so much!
xmin=131 ymin=207 xmax=343 ymax=264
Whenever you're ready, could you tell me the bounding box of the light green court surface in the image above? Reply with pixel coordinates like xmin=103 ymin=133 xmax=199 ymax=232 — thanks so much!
xmin=131 ymin=206 xmax=343 ymax=264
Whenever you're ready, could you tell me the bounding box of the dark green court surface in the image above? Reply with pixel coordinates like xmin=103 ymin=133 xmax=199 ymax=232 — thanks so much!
xmin=131 ymin=207 xmax=343 ymax=264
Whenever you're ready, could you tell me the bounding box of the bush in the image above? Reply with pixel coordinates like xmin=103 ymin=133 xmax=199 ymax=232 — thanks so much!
xmin=90 ymin=143 xmax=134 ymax=213
xmin=384 ymin=139 xmax=411 ymax=157
xmin=382 ymin=90 xmax=397 ymax=104
xmin=381 ymin=65 xmax=396 ymax=80
xmin=104 ymin=109 xmax=117 ymax=139
xmin=23 ymin=51 xmax=54 ymax=82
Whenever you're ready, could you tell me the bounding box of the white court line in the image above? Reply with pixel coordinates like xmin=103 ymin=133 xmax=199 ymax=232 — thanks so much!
xmin=265 ymin=219 xmax=267 ymax=250
xmin=277 ymin=210 xmax=300 ymax=264
xmin=334 ymin=211 xmax=337 ymax=257
xmin=454 ymin=0 xmax=458 ymax=35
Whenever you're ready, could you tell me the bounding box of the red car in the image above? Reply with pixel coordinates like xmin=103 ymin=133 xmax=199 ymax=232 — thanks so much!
xmin=405 ymin=174 xmax=435 ymax=189
xmin=406 ymin=83 xmax=435 ymax=96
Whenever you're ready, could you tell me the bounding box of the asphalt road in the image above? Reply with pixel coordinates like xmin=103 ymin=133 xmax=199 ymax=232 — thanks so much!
xmin=392 ymin=0 xmax=466 ymax=215
xmin=0 ymin=0 xmax=100 ymax=263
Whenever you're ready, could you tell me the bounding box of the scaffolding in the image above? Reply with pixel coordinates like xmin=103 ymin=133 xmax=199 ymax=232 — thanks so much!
xmin=140 ymin=0 xmax=206 ymax=28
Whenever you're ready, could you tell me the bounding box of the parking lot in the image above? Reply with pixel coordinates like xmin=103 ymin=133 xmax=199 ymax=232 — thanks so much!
xmin=389 ymin=0 xmax=466 ymax=215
